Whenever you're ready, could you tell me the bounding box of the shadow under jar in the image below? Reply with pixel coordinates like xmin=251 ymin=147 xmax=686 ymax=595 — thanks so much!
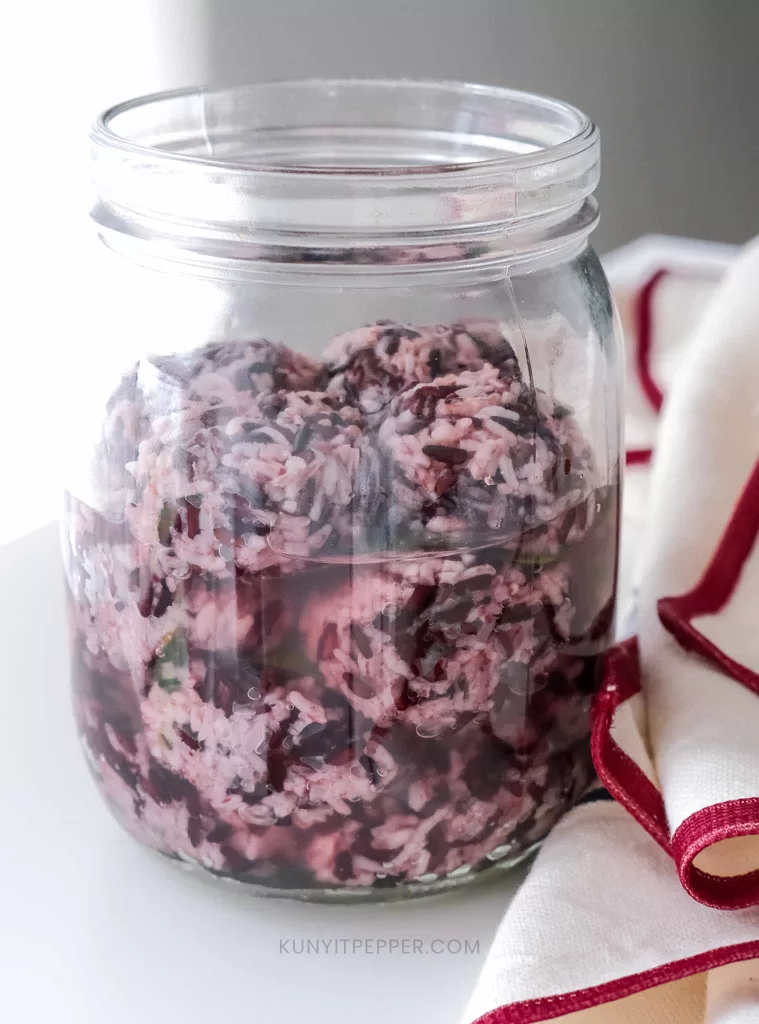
xmin=65 ymin=79 xmax=622 ymax=901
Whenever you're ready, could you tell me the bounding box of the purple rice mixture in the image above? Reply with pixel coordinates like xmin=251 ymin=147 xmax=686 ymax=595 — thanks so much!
xmin=65 ymin=318 xmax=615 ymax=894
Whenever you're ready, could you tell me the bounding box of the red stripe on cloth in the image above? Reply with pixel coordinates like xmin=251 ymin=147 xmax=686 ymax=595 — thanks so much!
xmin=634 ymin=268 xmax=669 ymax=414
xmin=625 ymin=448 xmax=653 ymax=466
xmin=658 ymin=455 xmax=759 ymax=696
xmin=623 ymin=268 xmax=668 ymax=464
xmin=591 ymin=639 xmax=670 ymax=852
xmin=469 ymin=940 xmax=759 ymax=1024
xmin=655 ymin=456 xmax=759 ymax=906
xmin=625 ymin=264 xmax=726 ymax=464
xmin=673 ymin=799 xmax=759 ymax=909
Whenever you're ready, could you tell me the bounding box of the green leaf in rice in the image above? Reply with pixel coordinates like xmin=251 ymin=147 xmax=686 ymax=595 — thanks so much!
xmin=159 ymin=631 xmax=188 ymax=668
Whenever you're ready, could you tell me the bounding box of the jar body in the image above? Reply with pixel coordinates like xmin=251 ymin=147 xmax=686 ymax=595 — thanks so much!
xmin=66 ymin=82 xmax=621 ymax=899
xmin=64 ymin=244 xmax=620 ymax=898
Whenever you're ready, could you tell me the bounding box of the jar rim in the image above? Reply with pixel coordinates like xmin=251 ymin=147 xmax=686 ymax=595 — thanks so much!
xmin=94 ymin=78 xmax=596 ymax=178
xmin=90 ymin=78 xmax=600 ymax=261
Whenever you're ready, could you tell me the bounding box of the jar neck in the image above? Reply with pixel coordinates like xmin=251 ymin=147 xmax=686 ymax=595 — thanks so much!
xmin=91 ymin=81 xmax=601 ymax=273
xmin=93 ymin=195 xmax=598 ymax=273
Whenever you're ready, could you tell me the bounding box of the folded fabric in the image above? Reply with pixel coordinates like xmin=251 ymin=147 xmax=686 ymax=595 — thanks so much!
xmin=463 ymin=238 xmax=759 ymax=1023
xmin=464 ymin=791 xmax=759 ymax=1023
xmin=615 ymin=242 xmax=732 ymax=611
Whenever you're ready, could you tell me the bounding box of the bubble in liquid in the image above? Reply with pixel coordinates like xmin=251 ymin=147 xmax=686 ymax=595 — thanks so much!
xmin=301 ymin=755 xmax=326 ymax=772
xmin=246 ymin=686 xmax=262 ymax=701
xmin=531 ymin=672 xmax=549 ymax=694
xmin=502 ymin=662 xmax=532 ymax=697
xmin=416 ymin=718 xmax=455 ymax=739
xmin=156 ymin=548 xmax=191 ymax=579
xmin=239 ymin=803 xmax=271 ymax=825
xmin=218 ymin=544 xmax=235 ymax=562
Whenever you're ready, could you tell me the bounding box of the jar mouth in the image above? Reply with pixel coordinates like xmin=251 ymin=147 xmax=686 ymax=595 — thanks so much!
xmin=91 ymin=79 xmax=600 ymax=261
xmin=96 ymin=78 xmax=594 ymax=177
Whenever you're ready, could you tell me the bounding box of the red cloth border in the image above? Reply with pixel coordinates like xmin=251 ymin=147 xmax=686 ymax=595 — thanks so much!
xmin=634 ymin=268 xmax=668 ymax=414
xmin=469 ymin=940 xmax=759 ymax=1024
xmin=591 ymin=639 xmax=669 ymax=852
xmin=624 ymin=264 xmax=724 ymax=467
xmin=658 ymin=456 xmax=759 ymax=697
xmin=653 ymin=455 xmax=759 ymax=906
xmin=623 ymin=267 xmax=668 ymax=468
xmin=592 ymin=454 xmax=759 ymax=908
xmin=468 ymin=260 xmax=758 ymax=1022
xmin=593 ymin=638 xmax=759 ymax=908
xmin=625 ymin=448 xmax=653 ymax=467
xmin=673 ymin=800 xmax=759 ymax=909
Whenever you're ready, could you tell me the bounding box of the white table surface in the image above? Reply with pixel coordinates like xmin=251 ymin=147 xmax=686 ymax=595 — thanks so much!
xmin=1 ymin=524 xmax=524 ymax=1024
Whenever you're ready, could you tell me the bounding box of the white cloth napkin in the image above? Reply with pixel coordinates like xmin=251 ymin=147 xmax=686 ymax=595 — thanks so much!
xmin=463 ymin=238 xmax=759 ymax=1024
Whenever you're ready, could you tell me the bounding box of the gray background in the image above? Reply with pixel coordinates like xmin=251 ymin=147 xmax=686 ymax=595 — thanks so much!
xmin=197 ymin=0 xmax=759 ymax=252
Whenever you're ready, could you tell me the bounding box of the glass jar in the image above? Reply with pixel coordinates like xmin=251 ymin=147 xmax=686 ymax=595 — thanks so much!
xmin=64 ymin=80 xmax=621 ymax=900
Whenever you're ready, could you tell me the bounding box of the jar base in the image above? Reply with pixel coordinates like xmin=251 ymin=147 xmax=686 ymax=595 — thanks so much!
xmin=148 ymin=839 xmax=541 ymax=904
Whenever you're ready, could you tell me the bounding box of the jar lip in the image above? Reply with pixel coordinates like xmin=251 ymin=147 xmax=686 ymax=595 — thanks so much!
xmin=90 ymin=78 xmax=600 ymax=258
xmin=93 ymin=78 xmax=596 ymax=180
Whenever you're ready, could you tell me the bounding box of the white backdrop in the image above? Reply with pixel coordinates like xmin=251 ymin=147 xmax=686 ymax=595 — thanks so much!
xmin=5 ymin=0 xmax=759 ymax=543
xmin=201 ymin=0 xmax=759 ymax=254
xmin=2 ymin=1 xmax=208 ymax=542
